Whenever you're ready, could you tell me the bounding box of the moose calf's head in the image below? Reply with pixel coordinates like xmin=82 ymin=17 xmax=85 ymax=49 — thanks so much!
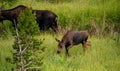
xmin=55 ymin=38 xmax=64 ymax=54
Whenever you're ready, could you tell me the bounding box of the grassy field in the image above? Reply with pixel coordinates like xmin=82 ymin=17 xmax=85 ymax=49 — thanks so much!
xmin=0 ymin=38 xmax=15 ymax=71
xmin=40 ymin=34 xmax=120 ymax=71
xmin=0 ymin=0 xmax=120 ymax=71
xmin=0 ymin=34 xmax=120 ymax=71
xmin=1 ymin=0 xmax=120 ymax=33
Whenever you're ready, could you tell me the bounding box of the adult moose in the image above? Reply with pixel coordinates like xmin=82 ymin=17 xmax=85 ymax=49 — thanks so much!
xmin=0 ymin=5 xmax=58 ymax=32
xmin=55 ymin=30 xmax=91 ymax=56
xmin=0 ymin=5 xmax=26 ymax=26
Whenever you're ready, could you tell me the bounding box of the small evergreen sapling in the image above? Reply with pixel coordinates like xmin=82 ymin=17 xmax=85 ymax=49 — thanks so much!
xmin=13 ymin=9 xmax=44 ymax=71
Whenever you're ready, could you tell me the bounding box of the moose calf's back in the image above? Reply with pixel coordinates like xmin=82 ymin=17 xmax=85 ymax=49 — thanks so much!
xmin=63 ymin=30 xmax=89 ymax=45
xmin=73 ymin=31 xmax=89 ymax=45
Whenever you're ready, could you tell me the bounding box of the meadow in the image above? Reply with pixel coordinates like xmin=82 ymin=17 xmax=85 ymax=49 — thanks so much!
xmin=0 ymin=0 xmax=120 ymax=71
xmin=0 ymin=34 xmax=120 ymax=71
xmin=1 ymin=0 xmax=120 ymax=33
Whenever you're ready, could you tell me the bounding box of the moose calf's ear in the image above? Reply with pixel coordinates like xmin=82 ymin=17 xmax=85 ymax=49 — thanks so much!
xmin=55 ymin=38 xmax=60 ymax=42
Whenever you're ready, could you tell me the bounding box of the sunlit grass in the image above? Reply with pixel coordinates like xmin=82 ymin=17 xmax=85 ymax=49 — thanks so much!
xmin=36 ymin=34 xmax=120 ymax=71
xmin=0 ymin=0 xmax=120 ymax=70
xmin=0 ymin=38 xmax=15 ymax=71
xmin=0 ymin=34 xmax=120 ymax=71
xmin=9 ymin=0 xmax=119 ymax=31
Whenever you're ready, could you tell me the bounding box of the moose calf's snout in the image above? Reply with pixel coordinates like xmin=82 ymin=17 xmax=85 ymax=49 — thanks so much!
xmin=57 ymin=50 xmax=60 ymax=54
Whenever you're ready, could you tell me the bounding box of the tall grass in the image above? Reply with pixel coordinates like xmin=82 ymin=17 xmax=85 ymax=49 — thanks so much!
xmin=0 ymin=38 xmax=15 ymax=71
xmin=1 ymin=0 xmax=120 ymax=35
xmin=0 ymin=34 xmax=120 ymax=71
xmin=0 ymin=0 xmax=120 ymax=71
xmin=39 ymin=34 xmax=120 ymax=71
xmin=22 ymin=34 xmax=118 ymax=71
xmin=0 ymin=21 xmax=13 ymax=38
xmin=9 ymin=0 xmax=119 ymax=34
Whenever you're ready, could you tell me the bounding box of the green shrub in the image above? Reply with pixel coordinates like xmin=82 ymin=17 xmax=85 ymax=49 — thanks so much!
xmin=13 ymin=9 xmax=44 ymax=71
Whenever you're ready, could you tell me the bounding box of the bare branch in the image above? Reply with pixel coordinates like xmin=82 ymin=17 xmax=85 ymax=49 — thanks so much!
xmin=25 ymin=66 xmax=42 ymax=70
xmin=24 ymin=61 xmax=32 ymax=67
xmin=22 ymin=43 xmax=29 ymax=54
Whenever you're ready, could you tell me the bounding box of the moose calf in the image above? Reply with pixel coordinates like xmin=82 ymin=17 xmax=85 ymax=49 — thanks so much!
xmin=55 ymin=30 xmax=91 ymax=56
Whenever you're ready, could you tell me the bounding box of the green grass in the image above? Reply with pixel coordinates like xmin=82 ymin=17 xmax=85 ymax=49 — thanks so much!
xmin=0 ymin=38 xmax=15 ymax=71
xmin=0 ymin=0 xmax=120 ymax=71
xmin=2 ymin=0 xmax=119 ymax=34
xmin=38 ymin=34 xmax=120 ymax=71
xmin=0 ymin=34 xmax=120 ymax=71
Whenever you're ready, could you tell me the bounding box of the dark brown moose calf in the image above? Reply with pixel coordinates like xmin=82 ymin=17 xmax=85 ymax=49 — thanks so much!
xmin=55 ymin=30 xmax=91 ymax=56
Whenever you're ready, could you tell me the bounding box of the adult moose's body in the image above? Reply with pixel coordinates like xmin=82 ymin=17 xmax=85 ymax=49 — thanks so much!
xmin=33 ymin=10 xmax=58 ymax=32
xmin=0 ymin=5 xmax=26 ymax=26
xmin=0 ymin=5 xmax=58 ymax=32
xmin=56 ymin=30 xmax=91 ymax=56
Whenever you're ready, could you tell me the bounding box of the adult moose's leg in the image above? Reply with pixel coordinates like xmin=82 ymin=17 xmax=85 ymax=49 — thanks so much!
xmin=11 ymin=19 xmax=18 ymax=28
xmin=51 ymin=18 xmax=59 ymax=33
xmin=43 ymin=19 xmax=50 ymax=30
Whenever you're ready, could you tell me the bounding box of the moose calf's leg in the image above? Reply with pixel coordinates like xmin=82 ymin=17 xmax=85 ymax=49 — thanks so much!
xmin=65 ymin=47 xmax=69 ymax=56
xmin=82 ymin=41 xmax=87 ymax=52
xmin=65 ymin=44 xmax=73 ymax=56
xmin=86 ymin=41 xmax=91 ymax=46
